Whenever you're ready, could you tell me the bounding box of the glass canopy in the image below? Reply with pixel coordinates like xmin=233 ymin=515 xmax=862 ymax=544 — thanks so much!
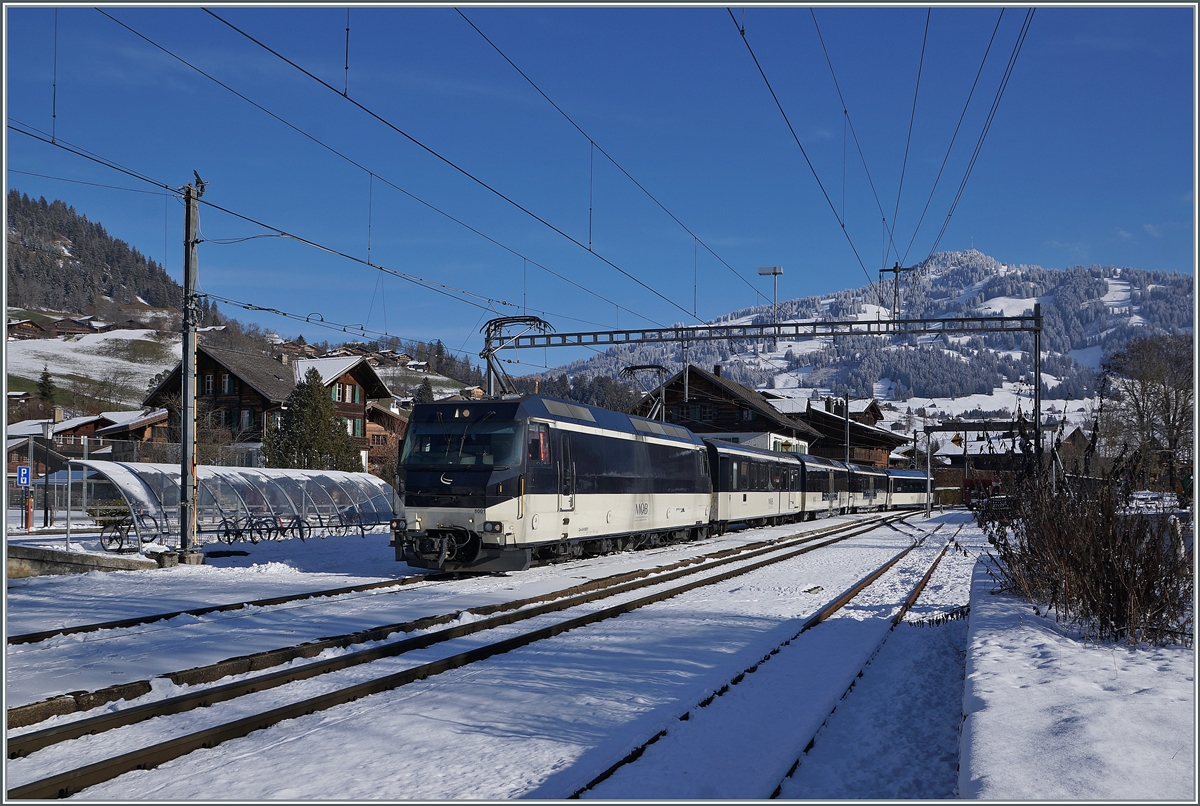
xmin=69 ymin=460 xmax=396 ymax=542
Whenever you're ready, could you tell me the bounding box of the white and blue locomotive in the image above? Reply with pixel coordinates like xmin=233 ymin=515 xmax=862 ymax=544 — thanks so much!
xmin=395 ymin=394 xmax=929 ymax=572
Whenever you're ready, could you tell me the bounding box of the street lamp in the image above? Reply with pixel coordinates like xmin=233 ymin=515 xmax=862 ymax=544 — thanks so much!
xmin=758 ymin=266 xmax=783 ymax=352
xmin=41 ymin=422 xmax=54 ymax=528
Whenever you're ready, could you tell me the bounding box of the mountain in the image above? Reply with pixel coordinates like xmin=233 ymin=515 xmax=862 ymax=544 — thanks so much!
xmin=547 ymin=250 xmax=1193 ymax=416
xmin=6 ymin=190 xmax=188 ymax=315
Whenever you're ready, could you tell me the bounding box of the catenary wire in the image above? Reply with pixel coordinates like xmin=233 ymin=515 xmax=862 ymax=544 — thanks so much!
xmin=93 ymin=9 xmax=663 ymax=331
xmin=898 ymin=8 xmax=1006 ymax=267
xmin=888 ymin=8 xmax=930 ymax=268
xmin=456 ymin=8 xmax=768 ymax=307
xmin=924 ymin=9 xmax=1035 ymax=261
xmin=8 ymin=168 xmax=170 ymax=197
xmin=809 ymin=9 xmax=901 ymax=271
xmin=727 ymin=9 xmax=876 ymax=292
xmin=8 ymin=121 xmax=521 ymax=318
xmin=202 ymin=7 xmax=703 ymax=325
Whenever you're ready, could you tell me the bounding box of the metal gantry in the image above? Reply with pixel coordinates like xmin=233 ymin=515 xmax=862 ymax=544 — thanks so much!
xmin=481 ymin=306 xmax=1045 ymax=453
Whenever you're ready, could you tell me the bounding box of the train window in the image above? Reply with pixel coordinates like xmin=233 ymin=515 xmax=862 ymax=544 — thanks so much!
xmin=739 ymin=461 xmax=750 ymax=491
xmin=528 ymin=423 xmax=550 ymax=466
xmin=402 ymin=419 xmax=524 ymax=468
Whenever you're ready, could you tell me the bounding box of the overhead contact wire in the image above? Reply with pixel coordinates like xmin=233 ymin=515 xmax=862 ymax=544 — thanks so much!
xmin=925 ymin=9 xmax=1034 ymax=260
xmin=727 ymin=9 xmax=875 ymax=291
xmin=456 ymin=8 xmax=768 ymax=306
xmin=889 ymin=8 xmax=930 ymax=267
xmin=94 ymin=9 xmax=662 ymax=329
xmin=203 ymin=7 xmax=702 ymax=324
xmin=899 ymin=9 xmax=1006 ymax=266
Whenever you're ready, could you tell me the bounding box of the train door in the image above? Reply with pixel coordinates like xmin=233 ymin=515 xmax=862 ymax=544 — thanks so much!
xmin=557 ymin=430 xmax=575 ymax=512
xmin=787 ymin=467 xmax=799 ymax=513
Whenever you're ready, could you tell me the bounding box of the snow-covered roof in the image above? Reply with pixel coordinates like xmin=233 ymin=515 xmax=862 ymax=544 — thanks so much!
xmin=95 ymin=409 xmax=168 ymax=436
xmin=292 ymin=356 xmax=362 ymax=386
xmin=99 ymin=409 xmax=150 ymax=428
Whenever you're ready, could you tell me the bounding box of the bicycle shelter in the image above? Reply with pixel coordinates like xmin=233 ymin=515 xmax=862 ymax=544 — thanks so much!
xmin=65 ymin=460 xmax=396 ymax=549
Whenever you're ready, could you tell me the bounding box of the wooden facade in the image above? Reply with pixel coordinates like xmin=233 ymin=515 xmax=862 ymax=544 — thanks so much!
xmin=630 ymin=364 xmax=821 ymax=447
xmin=144 ymin=345 xmax=393 ymax=470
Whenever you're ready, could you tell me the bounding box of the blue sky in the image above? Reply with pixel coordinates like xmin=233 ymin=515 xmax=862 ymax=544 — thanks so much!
xmin=5 ymin=5 xmax=1195 ymax=370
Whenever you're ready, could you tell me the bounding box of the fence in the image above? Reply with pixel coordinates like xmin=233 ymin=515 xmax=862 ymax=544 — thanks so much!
xmin=45 ymin=437 xmax=263 ymax=467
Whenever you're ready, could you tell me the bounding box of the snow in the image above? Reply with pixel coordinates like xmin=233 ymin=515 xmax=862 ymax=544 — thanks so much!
xmin=974 ymin=296 xmax=1037 ymax=317
xmin=4 ymin=512 xmax=1193 ymax=799
xmin=1068 ymin=344 xmax=1104 ymax=370
xmin=1103 ymin=278 xmax=1133 ymax=309
xmin=4 ymin=330 xmax=181 ymax=406
xmin=959 ymin=561 xmax=1194 ymax=800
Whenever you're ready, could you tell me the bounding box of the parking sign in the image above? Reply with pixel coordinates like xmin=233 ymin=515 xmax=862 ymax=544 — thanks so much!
xmin=17 ymin=466 xmax=31 ymax=486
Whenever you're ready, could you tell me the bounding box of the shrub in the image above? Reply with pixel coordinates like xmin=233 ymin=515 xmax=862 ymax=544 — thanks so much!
xmin=981 ymin=462 xmax=1192 ymax=646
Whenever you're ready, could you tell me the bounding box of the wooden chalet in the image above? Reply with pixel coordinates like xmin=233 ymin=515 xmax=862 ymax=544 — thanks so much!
xmin=7 ymin=320 xmax=48 ymax=340
xmin=788 ymin=398 xmax=912 ymax=468
xmin=630 ymin=364 xmax=821 ymax=451
xmin=144 ymin=344 xmax=393 ymax=470
xmin=365 ymin=401 xmax=409 ymax=477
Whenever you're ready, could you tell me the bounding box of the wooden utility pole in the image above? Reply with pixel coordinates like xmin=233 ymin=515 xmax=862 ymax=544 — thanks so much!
xmin=180 ymin=178 xmax=203 ymax=552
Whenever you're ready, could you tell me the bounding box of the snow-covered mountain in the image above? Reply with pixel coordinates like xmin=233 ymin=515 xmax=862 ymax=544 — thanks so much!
xmin=549 ymin=250 xmax=1193 ymax=430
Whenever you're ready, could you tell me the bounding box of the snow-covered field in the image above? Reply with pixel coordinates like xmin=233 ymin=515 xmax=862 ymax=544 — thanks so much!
xmin=4 ymin=512 xmax=1192 ymax=800
xmin=5 ymin=330 xmax=181 ymax=405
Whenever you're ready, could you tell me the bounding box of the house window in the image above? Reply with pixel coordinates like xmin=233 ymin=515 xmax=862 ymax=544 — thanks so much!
xmin=354 ymin=418 xmax=364 ymax=437
xmin=241 ymin=409 xmax=252 ymax=431
xmin=204 ymin=374 xmax=214 ymax=395
xmin=344 ymin=418 xmax=353 ymax=435
xmin=353 ymin=384 xmax=361 ymax=404
xmin=741 ymin=408 xmax=755 ymax=421
xmin=221 ymin=374 xmax=233 ymax=394
xmin=269 ymin=412 xmax=281 ymax=430
xmin=371 ymin=433 xmax=387 ymax=446
xmin=334 ymin=383 xmax=344 ymax=403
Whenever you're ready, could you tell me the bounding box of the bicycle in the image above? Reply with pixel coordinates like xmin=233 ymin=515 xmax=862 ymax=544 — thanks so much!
xmin=101 ymin=511 xmax=161 ymax=553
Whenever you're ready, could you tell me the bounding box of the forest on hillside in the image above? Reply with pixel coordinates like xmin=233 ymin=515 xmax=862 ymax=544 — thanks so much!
xmin=6 ymin=190 xmax=184 ymax=313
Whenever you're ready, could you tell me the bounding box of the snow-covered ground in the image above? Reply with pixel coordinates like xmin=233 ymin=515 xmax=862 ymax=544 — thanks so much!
xmin=4 ymin=511 xmax=1192 ymax=799
xmin=5 ymin=330 xmax=181 ymax=405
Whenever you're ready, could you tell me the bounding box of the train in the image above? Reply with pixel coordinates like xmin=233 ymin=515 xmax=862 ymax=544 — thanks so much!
xmin=393 ymin=394 xmax=930 ymax=573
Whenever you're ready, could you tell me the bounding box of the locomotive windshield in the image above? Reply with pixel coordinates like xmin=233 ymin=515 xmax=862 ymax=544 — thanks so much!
xmin=401 ymin=419 xmax=524 ymax=469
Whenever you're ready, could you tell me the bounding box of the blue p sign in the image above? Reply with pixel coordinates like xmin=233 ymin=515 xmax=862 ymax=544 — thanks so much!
xmin=17 ymin=466 xmax=31 ymax=486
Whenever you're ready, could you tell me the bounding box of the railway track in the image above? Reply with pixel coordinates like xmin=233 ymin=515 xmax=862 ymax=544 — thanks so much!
xmin=6 ymin=574 xmax=444 ymax=646
xmin=6 ymin=514 xmax=876 ymax=730
xmin=7 ymin=512 xmax=909 ymax=799
xmin=569 ymin=524 xmax=961 ymax=800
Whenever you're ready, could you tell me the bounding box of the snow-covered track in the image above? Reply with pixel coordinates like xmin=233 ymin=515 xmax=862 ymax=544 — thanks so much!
xmin=6 ymin=516 xmax=875 ymax=734
xmin=769 ymin=527 xmax=963 ymax=798
xmin=571 ymin=524 xmax=958 ymax=800
xmin=6 ymin=514 xmax=905 ymax=799
xmin=6 ymin=575 xmax=442 ymax=646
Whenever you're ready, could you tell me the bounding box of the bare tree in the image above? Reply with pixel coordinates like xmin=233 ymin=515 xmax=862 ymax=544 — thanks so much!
xmin=1102 ymin=334 xmax=1193 ymax=493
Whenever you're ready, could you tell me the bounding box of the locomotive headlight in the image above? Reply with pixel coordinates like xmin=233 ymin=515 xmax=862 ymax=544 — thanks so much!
xmin=391 ymin=518 xmax=407 ymax=532
xmin=482 ymin=521 xmax=504 ymax=533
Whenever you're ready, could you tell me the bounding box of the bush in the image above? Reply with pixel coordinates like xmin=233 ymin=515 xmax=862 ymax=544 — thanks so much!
xmin=981 ymin=464 xmax=1192 ymax=647
xmin=87 ymin=499 xmax=129 ymax=528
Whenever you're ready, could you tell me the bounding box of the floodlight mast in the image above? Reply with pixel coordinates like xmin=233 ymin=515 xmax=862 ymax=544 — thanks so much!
xmin=758 ymin=266 xmax=783 ymax=350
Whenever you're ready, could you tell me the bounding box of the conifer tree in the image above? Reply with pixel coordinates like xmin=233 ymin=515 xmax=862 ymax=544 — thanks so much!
xmin=37 ymin=364 xmax=56 ymax=404
xmin=264 ymin=368 xmax=361 ymax=471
